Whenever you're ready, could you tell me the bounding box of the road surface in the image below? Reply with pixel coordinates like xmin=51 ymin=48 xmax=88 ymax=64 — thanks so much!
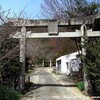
xmin=23 ymin=68 xmax=77 ymax=100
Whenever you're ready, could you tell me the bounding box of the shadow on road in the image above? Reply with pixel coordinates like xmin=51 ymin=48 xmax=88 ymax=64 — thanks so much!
xmin=30 ymin=83 xmax=77 ymax=90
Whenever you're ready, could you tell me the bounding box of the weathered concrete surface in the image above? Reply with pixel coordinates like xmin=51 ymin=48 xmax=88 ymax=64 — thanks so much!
xmin=22 ymin=68 xmax=40 ymax=100
xmin=46 ymin=67 xmax=92 ymax=100
xmin=35 ymin=69 xmax=76 ymax=100
xmin=22 ymin=68 xmax=78 ymax=100
xmin=8 ymin=14 xmax=100 ymax=27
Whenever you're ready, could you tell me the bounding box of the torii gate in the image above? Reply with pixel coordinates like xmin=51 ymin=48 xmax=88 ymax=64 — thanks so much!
xmin=10 ymin=16 xmax=100 ymax=93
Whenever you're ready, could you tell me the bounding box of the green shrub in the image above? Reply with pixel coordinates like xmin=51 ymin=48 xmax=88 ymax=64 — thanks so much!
xmin=0 ymin=57 xmax=22 ymax=89
xmin=77 ymin=81 xmax=84 ymax=91
xmin=0 ymin=86 xmax=21 ymax=100
xmin=24 ymin=82 xmax=33 ymax=91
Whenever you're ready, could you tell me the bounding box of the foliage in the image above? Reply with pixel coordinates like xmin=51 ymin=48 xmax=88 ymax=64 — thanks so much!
xmin=0 ymin=86 xmax=21 ymax=100
xmin=0 ymin=38 xmax=19 ymax=59
xmin=41 ymin=0 xmax=100 ymax=19
xmin=0 ymin=37 xmax=21 ymax=89
xmin=82 ymin=37 xmax=100 ymax=93
xmin=83 ymin=1 xmax=100 ymax=16
xmin=76 ymin=81 xmax=84 ymax=91
xmin=0 ymin=57 xmax=22 ymax=89
xmin=44 ymin=61 xmax=49 ymax=67
xmin=24 ymin=82 xmax=33 ymax=91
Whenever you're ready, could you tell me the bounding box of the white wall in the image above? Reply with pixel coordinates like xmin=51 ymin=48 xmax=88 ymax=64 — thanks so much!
xmin=56 ymin=51 xmax=81 ymax=75
xmin=61 ymin=56 xmax=67 ymax=74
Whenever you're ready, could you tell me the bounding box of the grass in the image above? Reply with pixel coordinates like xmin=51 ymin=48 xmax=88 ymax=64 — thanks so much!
xmin=76 ymin=81 xmax=84 ymax=91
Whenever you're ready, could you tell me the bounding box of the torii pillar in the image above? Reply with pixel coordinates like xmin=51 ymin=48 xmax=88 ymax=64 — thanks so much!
xmin=42 ymin=60 xmax=44 ymax=67
xmin=19 ymin=26 xmax=26 ymax=91
xmin=81 ymin=24 xmax=92 ymax=94
xmin=50 ymin=59 xmax=52 ymax=67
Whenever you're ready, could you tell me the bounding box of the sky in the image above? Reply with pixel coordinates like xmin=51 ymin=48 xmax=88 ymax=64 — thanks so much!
xmin=0 ymin=0 xmax=43 ymax=19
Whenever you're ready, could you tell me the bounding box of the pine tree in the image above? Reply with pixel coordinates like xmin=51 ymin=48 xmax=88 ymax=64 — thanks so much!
xmin=83 ymin=37 xmax=100 ymax=95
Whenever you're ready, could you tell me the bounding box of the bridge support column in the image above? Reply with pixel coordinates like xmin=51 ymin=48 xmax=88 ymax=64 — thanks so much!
xmin=19 ymin=27 xmax=26 ymax=92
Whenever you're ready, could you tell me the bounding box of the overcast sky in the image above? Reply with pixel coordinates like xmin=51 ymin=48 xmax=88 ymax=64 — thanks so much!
xmin=0 ymin=0 xmax=43 ymax=19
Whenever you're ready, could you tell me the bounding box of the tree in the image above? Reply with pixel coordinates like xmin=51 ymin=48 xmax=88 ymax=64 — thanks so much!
xmin=82 ymin=37 xmax=100 ymax=95
xmin=0 ymin=23 xmax=21 ymax=90
xmin=48 ymin=38 xmax=77 ymax=57
xmin=41 ymin=0 xmax=100 ymax=19
xmin=0 ymin=6 xmax=27 ymax=92
xmin=0 ymin=57 xmax=22 ymax=90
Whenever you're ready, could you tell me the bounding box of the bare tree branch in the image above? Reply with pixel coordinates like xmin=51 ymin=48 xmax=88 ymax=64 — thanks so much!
xmin=40 ymin=0 xmax=100 ymax=19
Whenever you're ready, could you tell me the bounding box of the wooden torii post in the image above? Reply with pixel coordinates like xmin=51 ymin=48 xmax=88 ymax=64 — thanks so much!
xmin=12 ymin=20 xmax=100 ymax=93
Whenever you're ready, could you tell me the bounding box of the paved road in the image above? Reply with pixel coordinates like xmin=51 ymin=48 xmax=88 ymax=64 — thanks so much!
xmin=22 ymin=68 xmax=78 ymax=100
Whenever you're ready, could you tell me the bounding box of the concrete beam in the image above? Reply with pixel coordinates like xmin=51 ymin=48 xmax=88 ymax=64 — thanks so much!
xmin=12 ymin=31 xmax=100 ymax=38
xmin=8 ymin=14 xmax=100 ymax=27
